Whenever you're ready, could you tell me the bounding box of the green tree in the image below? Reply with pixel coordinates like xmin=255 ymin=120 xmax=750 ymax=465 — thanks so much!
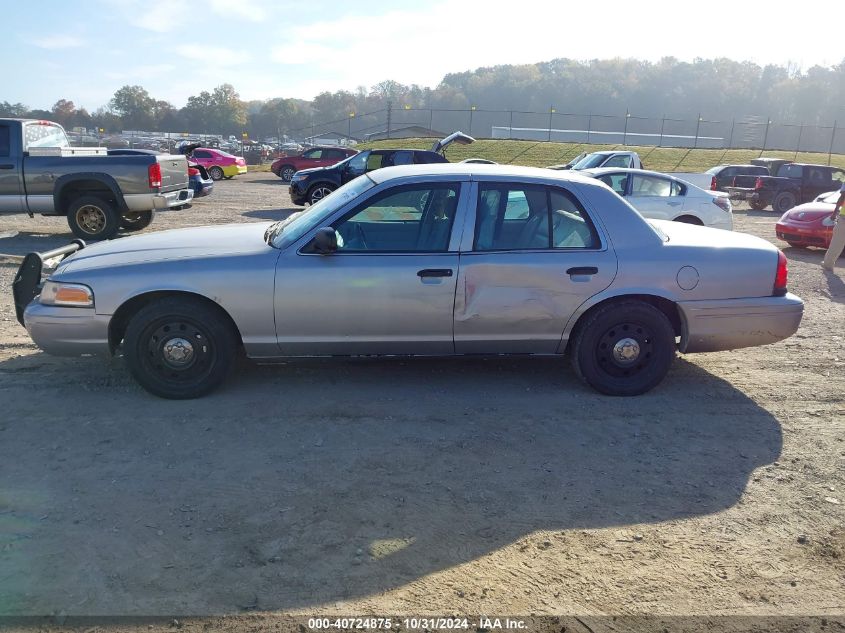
xmin=109 ymin=85 xmax=155 ymax=130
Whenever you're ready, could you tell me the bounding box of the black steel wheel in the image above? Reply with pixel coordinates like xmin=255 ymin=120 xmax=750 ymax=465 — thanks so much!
xmin=123 ymin=297 xmax=237 ymax=399
xmin=571 ymin=300 xmax=676 ymax=396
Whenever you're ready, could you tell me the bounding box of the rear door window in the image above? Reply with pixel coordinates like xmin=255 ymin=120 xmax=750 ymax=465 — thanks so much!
xmin=392 ymin=151 xmax=414 ymax=165
xmin=0 ymin=125 xmax=9 ymax=157
xmin=596 ymin=172 xmax=629 ymax=196
xmin=630 ymin=175 xmax=673 ymax=197
xmin=778 ymin=164 xmax=803 ymax=179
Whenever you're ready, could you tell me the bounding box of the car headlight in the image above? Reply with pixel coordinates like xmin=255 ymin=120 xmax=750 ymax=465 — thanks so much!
xmin=291 ymin=173 xmax=306 ymax=182
xmin=39 ymin=281 xmax=94 ymax=307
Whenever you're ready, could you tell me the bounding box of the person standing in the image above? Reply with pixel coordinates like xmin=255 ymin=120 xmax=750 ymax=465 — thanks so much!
xmin=822 ymin=181 xmax=845 ymax=271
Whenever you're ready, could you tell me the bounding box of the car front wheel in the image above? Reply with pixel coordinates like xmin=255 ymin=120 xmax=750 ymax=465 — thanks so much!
xmin=120 ymin=210 xmax=154 ymax=232
xmin=308 ymin=184 xmax=336 ymax=205
xmin=773 ymin=192 xmax=797 ymax=214
xmin=571 ymin=300 xmax=676 ymax=396
xmin=123 ymin=297 xmax=238 ymax=399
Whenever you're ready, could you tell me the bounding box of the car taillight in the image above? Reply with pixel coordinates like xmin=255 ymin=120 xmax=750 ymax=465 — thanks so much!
xmin=773 ymin=250 xmax=788 ymax=296
xmin=754 ymin=177 xmax=764 ymax=190
xmin=148 ymin=163 xmax=162 ymax=188
xmin=713 ymin=196 xmax=731 ymax=213
xmin=188 ymin=167 xmax=199 ymax=176
xmin=710 ymin=176 xmax=717 ymax=190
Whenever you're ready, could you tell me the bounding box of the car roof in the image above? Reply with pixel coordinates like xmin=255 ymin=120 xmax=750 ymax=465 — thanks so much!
xmin=366 ymin=163 xmax=603 ymax=187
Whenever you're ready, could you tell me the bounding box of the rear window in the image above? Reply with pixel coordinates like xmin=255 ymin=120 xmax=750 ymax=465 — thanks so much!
xmin=0 ymin=126 xmax=9 ymax=157
xmin=23 ymin=122 xmax=69 ymax=150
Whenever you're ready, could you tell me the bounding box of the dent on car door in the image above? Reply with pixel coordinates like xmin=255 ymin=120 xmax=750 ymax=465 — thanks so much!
xmin=454 ymin=181 xmax=617 ymax=354
xmin=273 ymin=180 xmax=467 ymax=356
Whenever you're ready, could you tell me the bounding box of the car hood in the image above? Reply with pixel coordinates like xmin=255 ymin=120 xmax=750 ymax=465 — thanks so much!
xmin=56 ymin=223 xmax=275 ymax=275
xmin=780 ymin=201 xmax=835 ymax=220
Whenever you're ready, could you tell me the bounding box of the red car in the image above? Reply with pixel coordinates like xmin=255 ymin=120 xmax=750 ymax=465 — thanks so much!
xmin=775 ymin=190 xmax=839 ymax=249
xmin=271 ymin=146 xmax=357 ymax=182
xmin=189 ymin=147 xmax=248 ymax=181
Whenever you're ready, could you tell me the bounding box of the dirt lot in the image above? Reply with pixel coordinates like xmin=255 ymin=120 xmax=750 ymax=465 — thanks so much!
xmin=0 ymin=173 xmax=843 ymax=618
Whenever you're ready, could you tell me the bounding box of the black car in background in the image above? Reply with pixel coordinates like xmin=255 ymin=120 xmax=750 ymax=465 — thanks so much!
xmin=288 ymin=132 xmax=474 ymax=206
xmin=705 ymin=164 xmax=769 ymax=192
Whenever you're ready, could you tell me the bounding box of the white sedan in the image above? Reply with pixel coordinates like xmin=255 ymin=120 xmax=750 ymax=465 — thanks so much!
xmin=584 ymin=168 xmax=733 ymax=231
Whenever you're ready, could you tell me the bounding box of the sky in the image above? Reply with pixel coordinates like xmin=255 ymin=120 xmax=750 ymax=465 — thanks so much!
xmin=3 ymin=0 xmax=843 ymax=112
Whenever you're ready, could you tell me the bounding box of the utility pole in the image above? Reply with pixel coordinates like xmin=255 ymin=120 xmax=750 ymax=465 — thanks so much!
xmin=694 ymin=114 xmax=702 ymax=149
xmin=469 ymin=105 xmax=476 ymax=136
xmin=828 ymin=121 xmax=838 ymax=166
xmin=762 ymin=117 xmax=771 ymax=151
xmin=795 ymin=124 xmax=804 ymax=158
xmin=623 ymin=110 xmax=630 ymax=146
xmin=658 ymin=115 xmax=665 ymax=147
xmin=587 ymin=113 xmax=592 ymax=144
xmin=548 ymin=106 xmax=555 ymax=141
xmin=386 ymin=101 xmax=392 ymax=139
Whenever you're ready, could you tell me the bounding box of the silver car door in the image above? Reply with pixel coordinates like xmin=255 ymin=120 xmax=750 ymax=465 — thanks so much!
xmin=273 ymin=179 xmax=469 ymax=356
xmin=455 ymin=180 xmax=617 ymax=354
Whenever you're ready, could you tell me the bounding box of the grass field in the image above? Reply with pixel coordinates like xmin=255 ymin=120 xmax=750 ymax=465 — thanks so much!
xmin=359 ymin=139 xmax=845 ymax=172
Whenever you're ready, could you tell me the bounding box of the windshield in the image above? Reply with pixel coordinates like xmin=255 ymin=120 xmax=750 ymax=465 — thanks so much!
xmin=24 ymin=122 xmax=70 ymax=150
xmin=571 ymin=153 xmax=609 ymax=170
xmin=270 ymin=175 xmax=376 ymax=248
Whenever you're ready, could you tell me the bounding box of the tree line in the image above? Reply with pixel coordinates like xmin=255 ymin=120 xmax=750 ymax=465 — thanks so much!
xmin=2 ymin=57 xmax=844 ymax=139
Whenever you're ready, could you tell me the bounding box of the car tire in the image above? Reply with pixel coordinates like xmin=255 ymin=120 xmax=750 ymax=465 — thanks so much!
xmin=120 ymin=210 xmax=154 ymax=232
xmin=571 ymin=300 xmax=676 ymax=396
xmin=749 ymin=200 xmax=768 ymax=211
xmin=773 ymin=192 xmax=797 ymax=214
xmin=786 ymin=242 xmax=807 ymax=249
xmin=279 ymin=165 xmax=296 ymax=182
xmin=673 ymin=215 xmax=703 ymax=225
xmin=208 ymin=166 xmax=224 ymax=181
xmin=66 ymin=195 xmax=121 ymax=241
xmin=308 ymin=184 xmax=335 ymax=205
xmin=123 ymin=297 xmax=238 ymax=399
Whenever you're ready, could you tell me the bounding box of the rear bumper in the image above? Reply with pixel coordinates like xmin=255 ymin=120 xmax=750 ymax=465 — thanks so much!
xmin=678 ymin=292 xmax=803 ymax=353
xmin=124 ymin=188 xmax=194 ymax=211
xmin=23 ymin=302 xmax=111 ymax=357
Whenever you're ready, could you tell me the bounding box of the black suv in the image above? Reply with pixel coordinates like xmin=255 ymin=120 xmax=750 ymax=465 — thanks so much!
xmin=289 ymin=148 xmax=447 ymax=205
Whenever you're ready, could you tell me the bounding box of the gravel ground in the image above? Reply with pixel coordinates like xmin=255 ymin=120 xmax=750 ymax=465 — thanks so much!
xmin=0 ymin=172 xmax=842 ymax=620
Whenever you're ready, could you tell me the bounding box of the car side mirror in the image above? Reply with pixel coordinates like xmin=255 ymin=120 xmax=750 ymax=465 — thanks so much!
xmin=310 ymin=227 xmax=337 ymax=254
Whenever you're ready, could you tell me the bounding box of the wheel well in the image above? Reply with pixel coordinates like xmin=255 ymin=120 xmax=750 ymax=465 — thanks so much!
xmin=59 ymin=181 xmax=118 ymax=214
xmin=108 ymin=290 xmax=243 ymax=353
xmin=673 ymin=215 xmax=703 ymax=225
xmin=566 ymin=294 xmax=682 ymax=352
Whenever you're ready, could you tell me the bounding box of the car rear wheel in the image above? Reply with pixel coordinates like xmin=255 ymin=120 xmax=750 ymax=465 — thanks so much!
xmin=673 ymin=215 xmax=703 ymax=225
xmin=280 ymin=166 xmax=296 ymax=181
xmin=571 ymin=300 xmax=676 ymax=396
xmin=208 ymin=166 xmax=224 ymax=181
xmin=123 ymin=297 xmax=238 ymax=399
xmin=66 ymin=195 xmax=121 ymax=241
xmin=773 ymin=192 xmax=797 ymax=214
xmin=749 ymin=200 xmax=768 ymax=211
xmin=308 ymin=184 xmax=336 ymax=205
xmin=120 ymin=210 xmax=154 ymax=232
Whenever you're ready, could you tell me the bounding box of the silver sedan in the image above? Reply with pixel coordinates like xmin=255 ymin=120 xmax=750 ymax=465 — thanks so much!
xmin=15 ymin=164 xmax=803 ymax=399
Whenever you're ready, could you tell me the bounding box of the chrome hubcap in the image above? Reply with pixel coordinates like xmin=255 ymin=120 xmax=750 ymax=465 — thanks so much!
xmin=612 ymin=337 xmax=641 ymax=364
xmin=76 ymin=205 xmax=106 ymax=234
xmin=162 ymin=337 xmax=194 ymax=366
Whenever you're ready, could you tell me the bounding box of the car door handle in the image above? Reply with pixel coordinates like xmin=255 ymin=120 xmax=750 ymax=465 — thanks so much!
xmin=566 ymin=266 xmax=598 ymax=276
xmin=0 ymin=164 xmax=14 ymax=170
xmin=417 ymin=268 xmax=453 ymax=278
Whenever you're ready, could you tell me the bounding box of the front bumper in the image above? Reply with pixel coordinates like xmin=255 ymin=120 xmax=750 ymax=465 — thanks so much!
xmin=223 ymin=164 xmax=248 ymax=177
xmin=289 ymin=182 xmax=308 ymax=205
xmin=775 ymin=222 xmax=832 ymax=247
xmin=23 ymin=302 xmax=111 ymax=357
xmin=678 ymin=292 xmax=803 ymax=353
xmin=124 ymin=188 xmax=194 ymax=212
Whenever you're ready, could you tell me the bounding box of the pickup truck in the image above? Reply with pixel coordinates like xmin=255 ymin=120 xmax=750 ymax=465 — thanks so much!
xmin=725 ymin=161 xmax=845 ymax=213
xmin=0 ymin=118 xmax=193 ymax=240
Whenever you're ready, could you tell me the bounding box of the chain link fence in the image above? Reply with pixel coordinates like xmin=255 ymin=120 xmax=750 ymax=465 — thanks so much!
xmin=285 ymin=105 xmax=844 ymax=160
